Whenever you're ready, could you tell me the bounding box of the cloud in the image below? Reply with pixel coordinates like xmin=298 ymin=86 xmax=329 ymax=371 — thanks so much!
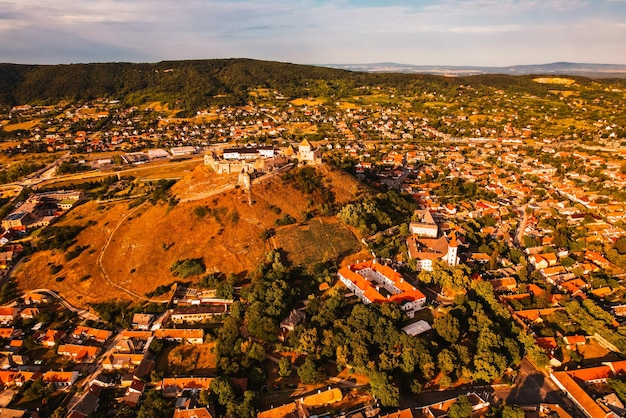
xmin=0 ymin=0 xmax=623 ymax=65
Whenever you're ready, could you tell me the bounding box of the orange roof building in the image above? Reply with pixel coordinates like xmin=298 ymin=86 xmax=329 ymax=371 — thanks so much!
xmin=72 ymin=326 xmax=113 ymax=343
xmin=154 ymin=329 xmax=204 ymax=344
xmin=58 ymin=344 xmax=101 ymax=362
xmin=300 ymin=388 xmax=342 ymax=406
xmin=173 ymin=407 xmax=215 ymax=418
xmin=257 ymin=388 xmax=343 ymax=418
xmin=43 ymin=370 xmax=79 ymax=388
xmin=338 ymin=260 xmax=426 ymax=318
xmin=406 ymin=231 xmax=459 ymax=272
xmin=551 ymin=371 xmax=611 ymax=418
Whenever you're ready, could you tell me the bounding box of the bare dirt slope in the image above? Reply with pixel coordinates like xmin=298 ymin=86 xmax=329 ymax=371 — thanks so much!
xmin=13 ymin=165 xmax=367 ymax=308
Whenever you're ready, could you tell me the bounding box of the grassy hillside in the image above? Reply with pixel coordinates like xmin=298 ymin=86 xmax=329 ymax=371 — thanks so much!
xmin=0 ymin=58 xmax=609 ymax=114
xmin=12 ymin=165 xmax=367 ymax=307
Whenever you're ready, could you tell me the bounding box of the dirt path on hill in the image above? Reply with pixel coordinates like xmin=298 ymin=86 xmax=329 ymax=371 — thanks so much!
xmin=97 ymin=200 xmax=169 ymax=303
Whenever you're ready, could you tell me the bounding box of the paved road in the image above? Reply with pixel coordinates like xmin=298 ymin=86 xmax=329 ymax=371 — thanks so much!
xmin=514 ymin=204 xmax=529 ymax=247
xmin=400 ymin=359 xmax=574 ymax=413
xmin=499 ymin=358 xmax=564 ymax=406
xmin=66 ymin=332 xmax=123 ymax=413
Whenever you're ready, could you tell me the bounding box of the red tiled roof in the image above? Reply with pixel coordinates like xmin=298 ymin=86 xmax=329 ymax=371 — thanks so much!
xmin=551 ymin=372 xmax=610 ymax=418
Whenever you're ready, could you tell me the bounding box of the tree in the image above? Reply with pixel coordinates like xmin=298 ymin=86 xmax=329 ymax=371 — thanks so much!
xmin=170 ymin=257 xmax=206 ymax=278
xmin=298 ymin=357 xmax=321 ymax=384
xmin=198 ymin=389 xmax=210 ymax=406
xmin=501 ymin=405 xmax=525 ymax=418
xmin=210 ymin=377 xmax=237 ymax=415
xmin=50 ymin=406 xmax=66 ymax=418
xmin=278 ymin=356 xmax=292 ymax=377
xmin=522 ymin=235 xmax=538 ymax=248
xmin=433 ymin=314 xmax=460 ymax=344
xmin=448 ymin=395 xmax=472 ymax=418
xmin=137 ymin=390 xmax=169 ymax=418
xmin=437 ymin=349 xmax=456 ymax=374
xmin=369 ymin=371 xmax=400 ymax=407
xmin=148 ymin=338 xmax=163 ymax=355
xmin=439 ymin=374 xmax=453 ymax=389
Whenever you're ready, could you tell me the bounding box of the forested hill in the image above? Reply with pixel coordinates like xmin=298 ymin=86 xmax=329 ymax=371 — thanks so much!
xmin=0 ymin=58 xmax=608 ymax=112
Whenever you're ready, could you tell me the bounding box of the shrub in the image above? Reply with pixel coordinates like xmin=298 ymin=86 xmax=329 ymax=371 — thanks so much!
xmin=194 ymin=206 xmax=209 ymax=218
xmin=276 ymin=214 xmax=296 ymax=226
xmin=170 ymin=258 xmax=206 ymax=278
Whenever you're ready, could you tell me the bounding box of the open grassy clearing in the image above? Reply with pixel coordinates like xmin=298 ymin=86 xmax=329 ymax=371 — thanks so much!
xmin=275 ymin=217 xmax=361 ymax=269
xmin=121 ymin=158 xmax=202 ymax=179
xmin=533 ymin=77 xmax=576 ymax=85
xmin=2 ymin=119 xmax=42 ymax=131
xmin=248 ymin=88 xmax=270 ymax=97
xmin=290 ymin=98 xmax=325 ymax=106
xmin=286 ymin=122 xmax=317 ymax=135
xmin=469 ymin=115 xmax=488 ymax=122
xmin=37 ymin=158 xmax=203 ymax=190
xmin=157 ymin=342 xmax=217 ymax=375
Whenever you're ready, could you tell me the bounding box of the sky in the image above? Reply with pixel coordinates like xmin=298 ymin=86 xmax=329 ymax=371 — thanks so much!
xmin=1 ymin=0 xmax=625 ymax=66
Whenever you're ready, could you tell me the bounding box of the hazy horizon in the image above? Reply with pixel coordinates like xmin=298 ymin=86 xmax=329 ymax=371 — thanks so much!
xmin=1 ymin=0 xmax=625 ymax=66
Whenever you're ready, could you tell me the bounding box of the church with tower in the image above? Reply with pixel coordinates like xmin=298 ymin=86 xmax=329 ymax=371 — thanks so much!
xmin=406 ymin=210 xmax=460 ymax=271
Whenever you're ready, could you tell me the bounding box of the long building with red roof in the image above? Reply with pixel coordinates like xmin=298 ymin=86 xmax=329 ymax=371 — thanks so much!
xmin=338 ymin=259 xmax=426 ymax=318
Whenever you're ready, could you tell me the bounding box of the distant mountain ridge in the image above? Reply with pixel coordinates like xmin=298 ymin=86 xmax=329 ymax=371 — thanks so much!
xmin=322 ymin=62 xmax=626 ymax=78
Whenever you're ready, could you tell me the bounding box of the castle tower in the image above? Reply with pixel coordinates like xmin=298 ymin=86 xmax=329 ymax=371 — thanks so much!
xmin=238 ymin=168 xmax=253 ymax=206
xmin=238 ymin=169 xmax=251 ymax=191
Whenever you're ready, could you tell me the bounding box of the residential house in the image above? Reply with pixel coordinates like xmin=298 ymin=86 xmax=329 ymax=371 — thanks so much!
xmin=529 ymin=253 xmax=558 ymax=269
xmin=170 ymin=305 xmax=230 ymax=323
xmin=58 ymin=344 xmax=101 ymax=363
xmin=102 ymin=353 xmax=146 ymax=370
xmin=160 ymin=377 xmax=213 ymax=398
xmin=131 ymin=314 xmax=154 ymax=330
xmin=0 ymin=327 xmax=14 ymax=339
xmin=585 ymin=250 xmax=611 ymax=269
xmin=0 ymin=370 xmax=41 ymax=387
xmin=419 ymin=393 xmax=490 ymax=418
xmin=279 ymin=309 xmax=306 ymax=341
xmin=19 ymin=308 xmax=39 ymax=320
xmin=563 ymin=335 xmax=587 ymax=350
xmin=72 ymin=326 xmax=113 ymax=344
xmin=43 ymin=370 xmax=80 ymax=389
xmin=379 ymin=409 xmax=419 ymax=417
xmin=257 ymin=387 xmax=342 ymax=418
xmin=23 ymin=292 xmax=47 ymax=305
xmin=68 ymin=384 xmax=101 ymax=418
xmin=0 ymin=307 xmax=19 ymax=324
xmin=173 ymin=407 xmax=215 ymax=418
xmin=488 ymin=277 xmax=517 ymax=292
xmin=153 ymin=329 xmax=204 ymax=344
xmin=40 ymin=329 xmax=65 ymax=347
